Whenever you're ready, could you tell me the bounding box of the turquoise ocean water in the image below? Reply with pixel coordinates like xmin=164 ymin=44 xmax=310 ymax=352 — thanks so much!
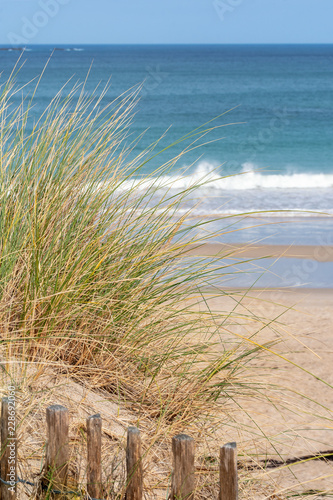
xmin=1 ymin=44 xmax=332 ymax=286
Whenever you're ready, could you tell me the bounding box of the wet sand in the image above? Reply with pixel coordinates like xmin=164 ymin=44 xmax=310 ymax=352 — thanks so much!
xmin=185 ymin=242 xmax=333 ymax=262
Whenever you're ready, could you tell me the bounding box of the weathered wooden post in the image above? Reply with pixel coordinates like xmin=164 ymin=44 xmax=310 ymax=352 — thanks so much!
xmin=126 ymin=427 xmax=143 ymax=500
xmin=219 ymin=442 xmax=238 ymax=500
xmin=1 ymin=397 xmax=17 ymax=500
xmin=171 ymin=434 xmax=195 ymax=500
xmin=43 ymin=405 xmax=69 ymax=493
xmin=87 ymin=414 xmax=102 ymax=499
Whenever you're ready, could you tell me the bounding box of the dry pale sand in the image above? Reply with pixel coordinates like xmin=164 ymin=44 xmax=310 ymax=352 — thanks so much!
xmin=202 ymin=287 xmax=333 ymax=495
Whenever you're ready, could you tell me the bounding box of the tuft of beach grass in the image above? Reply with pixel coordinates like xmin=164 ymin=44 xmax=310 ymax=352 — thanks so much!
xmin=0 ymin=68 xmax=332 ymax=498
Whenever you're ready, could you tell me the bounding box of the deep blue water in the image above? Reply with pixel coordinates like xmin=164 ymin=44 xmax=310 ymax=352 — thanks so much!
xmin=1 ymin=44 xmax=332 ymax=180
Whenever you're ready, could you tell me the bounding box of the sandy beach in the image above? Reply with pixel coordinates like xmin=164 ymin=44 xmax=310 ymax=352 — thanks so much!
xmin=185 ymin=240 xmax=333 ymax=492
xmin=201 ymin=285 xmax=333 ymax=494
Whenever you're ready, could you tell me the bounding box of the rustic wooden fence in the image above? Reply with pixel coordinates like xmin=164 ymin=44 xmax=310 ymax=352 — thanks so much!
xmin=0 ymin=401 xmax=238 ymax=500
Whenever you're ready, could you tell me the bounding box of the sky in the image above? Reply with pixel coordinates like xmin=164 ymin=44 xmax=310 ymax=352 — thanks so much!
xmin=1 ymin=0 xmax=333 ymax=45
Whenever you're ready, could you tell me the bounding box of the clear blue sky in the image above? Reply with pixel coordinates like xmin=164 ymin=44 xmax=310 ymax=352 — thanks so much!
xmin=1 ymin=0 xmax=333 ymax=45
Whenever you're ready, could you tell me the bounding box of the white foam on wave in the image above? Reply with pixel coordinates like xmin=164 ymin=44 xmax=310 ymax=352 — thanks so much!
xmin=224 ymin=163 xmax=333 ymax=190
xmin=118 ymin=161 xmax=220 ymax=191
xmin=94 ymin=161 xmax=333 ymax=217
xmin=118 ymin=161 xmax=333 ymax=192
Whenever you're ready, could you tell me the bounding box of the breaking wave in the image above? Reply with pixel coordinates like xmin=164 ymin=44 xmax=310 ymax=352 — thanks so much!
xmin=107 ymin=161 xmax=333 ymax=216
xmin=119 ymin=161 xmax=333 ymax=192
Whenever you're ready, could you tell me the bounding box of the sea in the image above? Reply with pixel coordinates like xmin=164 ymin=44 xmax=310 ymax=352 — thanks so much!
xmin=1 ymin=44 xmax=332 ymax=287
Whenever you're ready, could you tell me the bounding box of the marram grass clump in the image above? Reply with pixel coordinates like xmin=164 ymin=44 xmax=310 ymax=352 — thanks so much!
xmin=0 ymin=72 xmax=272 ymax=420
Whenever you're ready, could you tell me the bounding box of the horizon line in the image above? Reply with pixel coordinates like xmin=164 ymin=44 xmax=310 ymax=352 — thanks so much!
xmin=1 ymin=42 xmax=333 ymax=47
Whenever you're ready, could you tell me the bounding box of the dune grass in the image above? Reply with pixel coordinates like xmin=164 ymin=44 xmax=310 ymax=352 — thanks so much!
xmin=0 ymin=69 xmax=332 ymax=498
xmin=0 ymin=70 xmax=272 ymax=421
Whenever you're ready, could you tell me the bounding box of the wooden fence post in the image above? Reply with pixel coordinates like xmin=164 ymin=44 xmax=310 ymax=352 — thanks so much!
xmin=219 ymin=442 xmax=238 ymax=500
xmin=171 ymin=434 xmax=195 ymax=500
xmin=43 ymin=405 xmax=69 ymax=493
xmin=126 ymin=427 xmax=142 ymax=500
xmin=0 ymin=398 xmax=16 ymax=500
xmin=87 ymin=414 xmax=102 ymax=499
